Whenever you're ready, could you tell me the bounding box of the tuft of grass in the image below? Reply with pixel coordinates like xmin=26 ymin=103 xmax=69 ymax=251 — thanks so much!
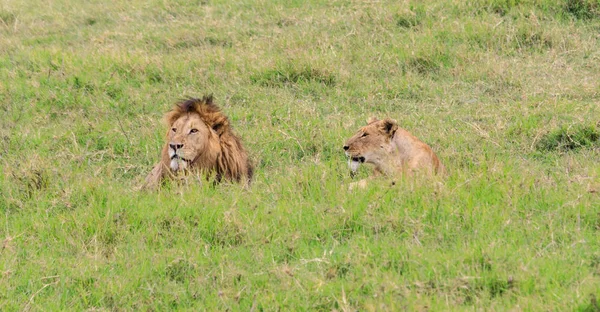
xmin=173 ymin=36 xmax=232 ymax=49
xmin=514 ymin=26 xmax=555 ymax=52
xmin=463 ymin=0 xmax=526 ymax=17
xmin=0 ymin=11 xmax=16 ymax=27
xmin=395 ymin=6 xmax=426 ymax=29
xmin=404 ymin=49 xmax=452 ymax=75
xmin=577 ymin=294 xmax=600 ymax=312
xmin=165 ymin=258 xmax=197 ymax=283
xmin=536 ymin=124 xmax=600 ymax=152
xmin=84 ymin=17 xmax=97 ymax=26
xmin=406 ymin=56 xmax=441 ymax=75
xmin=565 ymin=0 xmax=600 ymax=19
xmin=251 ymin=64 xmax=336 ymax=87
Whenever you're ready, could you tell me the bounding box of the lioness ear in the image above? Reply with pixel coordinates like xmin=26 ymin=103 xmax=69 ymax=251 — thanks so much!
xmin=380 ymin=118 xmax=398 ymax=137
xmin=367 ymin=116 xmax=379 ymax=124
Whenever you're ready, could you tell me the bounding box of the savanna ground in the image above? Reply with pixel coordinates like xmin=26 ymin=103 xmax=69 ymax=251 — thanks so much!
xmin=1 ymin=0 xmax=600 ymax=310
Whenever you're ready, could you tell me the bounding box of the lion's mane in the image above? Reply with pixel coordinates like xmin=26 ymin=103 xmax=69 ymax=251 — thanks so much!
xmin=144 ymin=95 xmax=253 ymax=188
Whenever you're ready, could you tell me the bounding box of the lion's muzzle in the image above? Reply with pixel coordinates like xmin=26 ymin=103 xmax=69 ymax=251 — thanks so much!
xmin=168 ymin=142 xmax=191 ymax=171
xmin=169 ymin=142 xmax=183 ymax=151
xmin=168 ymin=142 xmax=182 ymax=160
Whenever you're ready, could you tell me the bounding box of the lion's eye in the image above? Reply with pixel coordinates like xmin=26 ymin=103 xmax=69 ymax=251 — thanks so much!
xmin=361 ymin=133 xmax=368 ymax=137
xmin=190 ymin=128 xmax=198 ymax=134
xmin=171 ymin=128 xmax=177 ymax=132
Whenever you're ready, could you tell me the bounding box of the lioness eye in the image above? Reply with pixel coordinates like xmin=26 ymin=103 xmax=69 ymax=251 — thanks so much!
xmin=361 ymin=133 xmax=368 ymax=137
xmin=171 ymin=128 xmax=176 ymax=132
xmin=190 ymin=129 xmax=198 ymax=134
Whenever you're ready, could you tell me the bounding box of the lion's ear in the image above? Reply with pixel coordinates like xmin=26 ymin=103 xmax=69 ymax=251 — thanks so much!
xmin=367 ymin=116 xmax=379 ymax=124
xmin=380 ymin=118 xmax=398 ymax=137
xmin=212 ymin=122 xmax=224 ymax=135
xmin=210 ymin=117 xmax=229 ymax=136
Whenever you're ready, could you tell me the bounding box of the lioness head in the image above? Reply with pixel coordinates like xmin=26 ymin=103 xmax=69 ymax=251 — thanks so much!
xmin=343 ymin=117 xmax=398 ymax=173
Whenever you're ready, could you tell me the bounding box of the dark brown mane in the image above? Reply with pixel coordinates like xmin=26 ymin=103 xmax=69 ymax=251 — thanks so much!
xmin=177 ymin=95 xmax=216 ymax=114
xmin=165 ymin=95 xmax=230 ymax=134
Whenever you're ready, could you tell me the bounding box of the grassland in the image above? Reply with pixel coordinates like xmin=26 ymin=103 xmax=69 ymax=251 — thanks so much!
xmin=1 ymin=0 xmax=600 ymax=310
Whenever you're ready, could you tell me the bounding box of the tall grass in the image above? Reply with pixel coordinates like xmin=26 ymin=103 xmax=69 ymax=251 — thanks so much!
xmin=1 ymin=0 xmax=599 ymax=310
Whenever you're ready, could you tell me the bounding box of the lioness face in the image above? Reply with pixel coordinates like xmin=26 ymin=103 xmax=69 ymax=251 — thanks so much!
xmin=167 ymin=113 xmax=214 ymax=171
xmin=343 ymin=118 xmax=398 ymax=173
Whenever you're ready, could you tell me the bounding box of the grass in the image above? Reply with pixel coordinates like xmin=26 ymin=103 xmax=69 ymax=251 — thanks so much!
xmin=536 ymin=124 xmax=600 ymax=152
xmin=1 ymin=0 xmax=599 ymax=310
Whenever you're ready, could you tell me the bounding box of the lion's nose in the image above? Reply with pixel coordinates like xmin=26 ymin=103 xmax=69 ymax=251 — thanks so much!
xmin=343 ymin=145 xmax=349 ymax=151
xmin=169 ymin=143 xmax=184 ymax=150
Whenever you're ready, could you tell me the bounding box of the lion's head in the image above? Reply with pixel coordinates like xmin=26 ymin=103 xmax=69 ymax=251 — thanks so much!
xmin=343 ymin=117 xmax=398 ymax=173
xmin=145 ymin=95 xmax=253 ymax=188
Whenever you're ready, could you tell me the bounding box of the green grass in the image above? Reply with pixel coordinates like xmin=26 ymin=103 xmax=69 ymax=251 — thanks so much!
xmin=1 ymin=0 xmax=599 ymax=310
xmin=537 ymin=124 xmax=600 ymax=152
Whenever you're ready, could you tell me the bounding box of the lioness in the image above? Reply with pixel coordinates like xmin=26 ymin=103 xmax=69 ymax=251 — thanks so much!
xmin=343 ymin=117 xmax=444 ymax=184
xmin=143 ymin=95 xmax=253 ymax=189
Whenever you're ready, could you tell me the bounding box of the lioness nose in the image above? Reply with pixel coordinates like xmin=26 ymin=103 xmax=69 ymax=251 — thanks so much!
xmin=343 ymin=145 xmax=349 ymax=151
xmin=169 ymin=143 xmax=184 ymax=150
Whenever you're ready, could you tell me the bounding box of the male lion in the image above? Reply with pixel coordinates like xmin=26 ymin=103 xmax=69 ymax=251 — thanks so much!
xmin=343 ymin=117 xmax=444 ymax=186
xmin=143 ymin=95 xmax=253 ymax=189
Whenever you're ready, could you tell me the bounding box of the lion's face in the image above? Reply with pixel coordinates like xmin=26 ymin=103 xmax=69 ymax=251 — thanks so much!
xmin=143 ymin=96 xmax=253 ymax=189
xmin=343 ymin=118 xmax=398 ymax=172
xmin=167 ymin=112 xmax=217 ymax=171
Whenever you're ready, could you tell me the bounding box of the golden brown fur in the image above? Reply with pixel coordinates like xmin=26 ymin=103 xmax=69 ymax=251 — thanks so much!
xmin=343 ymin=117 xmax=444 ymax=184
xmin=143 ymin=95 xmax=253 ymax=189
